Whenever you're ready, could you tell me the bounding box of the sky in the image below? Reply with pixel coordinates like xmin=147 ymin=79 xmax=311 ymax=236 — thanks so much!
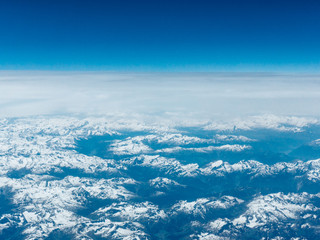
xmin=0 ymin=0 xmax=320 ymax=71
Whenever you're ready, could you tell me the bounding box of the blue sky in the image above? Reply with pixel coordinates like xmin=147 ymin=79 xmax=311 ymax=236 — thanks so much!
xmin=0 ymin=0 xmax=319 ymax=71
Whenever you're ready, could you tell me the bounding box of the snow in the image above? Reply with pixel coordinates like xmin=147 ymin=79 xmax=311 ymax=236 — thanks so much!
xmin=149 ymin=177 xmax=182 ymax=189
xmin=171 ymin=196 xmax=244 ymax=218
xmin=209 ymin=218 xmax=228 ymax=231
xmin=0 ymin=115 xmax=319 ymax=239
xmin=110 ymin=139 xmax=152 ymax=155
xmin=232 ymin=192 xmax=318 ymax=228
xmin=204 ymin=114 xmax=318 ymax=132
xmin=156 ymin=144 xmax=251 ymax=153
xmin=94 ymin=202 xmax=167 ymax=221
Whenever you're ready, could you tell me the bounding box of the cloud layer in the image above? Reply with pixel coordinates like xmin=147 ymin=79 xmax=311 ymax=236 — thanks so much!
xmin=1 ymin=71 xmax=320 ymax=119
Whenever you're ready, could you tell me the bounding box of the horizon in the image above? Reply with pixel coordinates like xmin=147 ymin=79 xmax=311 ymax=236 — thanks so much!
xmin=1 ymin=71 xmax=319 ymax=119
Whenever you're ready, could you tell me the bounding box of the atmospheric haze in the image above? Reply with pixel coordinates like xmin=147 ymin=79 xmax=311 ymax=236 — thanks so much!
xmin=1 ymin=71 xmax=320 ymax=121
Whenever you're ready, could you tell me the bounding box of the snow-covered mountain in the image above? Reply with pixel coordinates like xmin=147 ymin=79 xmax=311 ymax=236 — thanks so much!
xmin=1 ymin=115 xmax=320 ymax=239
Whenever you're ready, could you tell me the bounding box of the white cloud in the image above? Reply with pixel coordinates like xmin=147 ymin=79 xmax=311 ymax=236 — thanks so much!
xmin=1 ymin=71 xmax=320 ymax=121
